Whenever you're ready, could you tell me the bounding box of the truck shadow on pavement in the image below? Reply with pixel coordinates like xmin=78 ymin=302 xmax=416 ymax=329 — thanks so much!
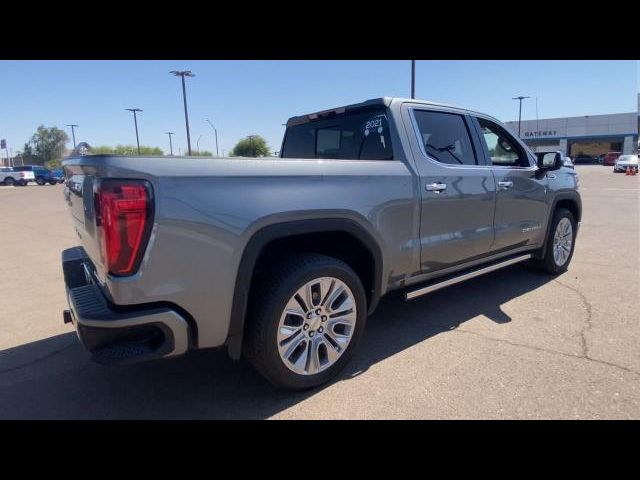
xmin=0 ymin=265 xmax=554 ymax=419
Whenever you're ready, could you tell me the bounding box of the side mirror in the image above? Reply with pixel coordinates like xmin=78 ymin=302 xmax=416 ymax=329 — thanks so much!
xmin=536 ymin=151 xmax=563 ymax=171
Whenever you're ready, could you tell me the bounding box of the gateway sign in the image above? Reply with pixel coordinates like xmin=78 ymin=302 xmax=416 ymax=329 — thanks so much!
xmin=523 ymin=130 xmax=558 ymax=138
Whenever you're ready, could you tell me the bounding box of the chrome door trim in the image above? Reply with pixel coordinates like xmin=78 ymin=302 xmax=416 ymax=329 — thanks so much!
xmin=401 ymin=244 xmax=539 ymax=288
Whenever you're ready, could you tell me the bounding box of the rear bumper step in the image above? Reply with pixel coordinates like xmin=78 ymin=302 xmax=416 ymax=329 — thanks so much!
xmin=62 ymin=247 xmax=191 ymax=365
xmin=405 ymin=253 xmax=533 ymax=301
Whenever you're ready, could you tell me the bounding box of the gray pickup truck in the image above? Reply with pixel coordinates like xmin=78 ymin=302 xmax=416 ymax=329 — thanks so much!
xmin=61 ymin=97 xmax=581 ymax=390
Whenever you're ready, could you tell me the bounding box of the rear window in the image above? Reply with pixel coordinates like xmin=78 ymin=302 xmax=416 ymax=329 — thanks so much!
xmin=282 ymin=109 xmax=394 ymax=160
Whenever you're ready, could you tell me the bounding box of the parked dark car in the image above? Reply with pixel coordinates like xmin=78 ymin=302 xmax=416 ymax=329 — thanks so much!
xmin=50 ymin=169 xmax=65 ymax=184
xmin=573 ymin=154 xmax=598 ymax=164
xmin=12 ymin=165 xmax=59 ymax=185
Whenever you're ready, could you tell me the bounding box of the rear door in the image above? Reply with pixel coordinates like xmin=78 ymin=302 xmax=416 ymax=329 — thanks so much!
xmin=471 ymin=116 xmax=549 ymax=252
xmin=403 ymin=105 xmax=496 ymax=274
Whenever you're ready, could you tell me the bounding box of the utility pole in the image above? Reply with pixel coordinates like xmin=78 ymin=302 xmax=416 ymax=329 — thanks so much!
xmin=512 ymin=96 xmax=530 ymax=137
xmin=411 ymin=60 xmax=416 ymax=99
xmin=1 ymin=139 xmax=8 ymax=167
xmin=247 ymin=135 xmax=256 ymax=157
xmin=170 ymin=70 xmax=195 ymax=155
xmin=205 ymin=119 xmax=219 ymax=156
xmin=125 ymin=108 xmax=143 ymax=154
xmin=66 ymin=124 xmax=79 ymax=149
xmin=165 ymin=132 xmax=175 ymax=156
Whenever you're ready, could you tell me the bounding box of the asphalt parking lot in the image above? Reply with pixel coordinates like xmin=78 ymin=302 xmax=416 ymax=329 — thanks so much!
xmin=0 ymin=166 xmax=638 ymax=419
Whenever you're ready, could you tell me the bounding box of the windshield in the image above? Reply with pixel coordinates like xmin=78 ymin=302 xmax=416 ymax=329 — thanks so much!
xmin=618 ymin=155 xmax=638 ymax=162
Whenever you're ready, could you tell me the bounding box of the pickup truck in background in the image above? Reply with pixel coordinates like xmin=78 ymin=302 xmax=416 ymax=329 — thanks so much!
xmin=61 ymin=97 xmax=581 ymax=390
xmin=1 ymin=167 xmax=35 ymax=186
xmin=12 ymin=165 xmax=59 ymax=185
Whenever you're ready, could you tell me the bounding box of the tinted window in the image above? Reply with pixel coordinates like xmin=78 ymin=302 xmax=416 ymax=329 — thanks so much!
xmin=478 ymin=118 xmax=529 ymax=167
xmin=282 ymin=109 xmax=393 ymax=160
xmin=413 ymin=110 xmax=477 ymax=165
xmin=12 ymin=166 xmax=31 ymax=171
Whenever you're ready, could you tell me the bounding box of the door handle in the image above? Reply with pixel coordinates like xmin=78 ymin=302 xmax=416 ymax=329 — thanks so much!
xmin=497 ymin=180 xmax=513 ymax=190
xmin=425 ymin=182 xmax=447 ymax=192
xmin=546 ymin=173 xmax=557 ymax=180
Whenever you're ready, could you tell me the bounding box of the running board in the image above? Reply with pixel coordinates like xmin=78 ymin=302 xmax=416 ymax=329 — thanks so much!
xmin=404 ymin=253 xmax=533 ymax=301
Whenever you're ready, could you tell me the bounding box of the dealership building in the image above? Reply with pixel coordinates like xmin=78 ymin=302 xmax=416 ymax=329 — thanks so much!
xmin=505 ymin=94 xmax=639 ymax=157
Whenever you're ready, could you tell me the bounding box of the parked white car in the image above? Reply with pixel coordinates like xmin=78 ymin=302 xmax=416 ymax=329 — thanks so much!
xmin=563 ymin=156 xmax=574 ymax=169
xmin=0 ymin=167 xmax=34 ymax=186
xmin=613 ymin=155 xmax=639 ymax=173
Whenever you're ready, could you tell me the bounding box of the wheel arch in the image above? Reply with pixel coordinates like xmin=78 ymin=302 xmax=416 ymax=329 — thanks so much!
xmin=539 ymin=191 xmax=582 ymax=259
xmin=225 ymin=217 xmax=384 ymax=359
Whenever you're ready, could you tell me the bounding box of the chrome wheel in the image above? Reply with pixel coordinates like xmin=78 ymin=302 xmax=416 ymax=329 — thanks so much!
xmin=552 ymin=217 xmax=573 ymax=267
xmin=277 ymin=277 xmax=357 ymax=376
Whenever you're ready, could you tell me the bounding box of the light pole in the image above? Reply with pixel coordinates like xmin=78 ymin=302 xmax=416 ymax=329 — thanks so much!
xmin=125 ymin=108 xmax=143 ymax=154
xmin=512 ymin=96 xmax=530 ymax=137
xmin=411 ymin=60 xmax=416 ymax=99
xmin=170 ymin=70 xmax=195 ymax=155
xmin=165 ymin=132 xmax=175 ymax=156
xmin=66 ymin=124 xmax=79 ymax=149
xmin=247 ymin=135 xmax=256 ymax=157
xmin=205 ymin=119 xmax=219 ymax=156
xmin=196 ymin=134 xmax=203 ymax=154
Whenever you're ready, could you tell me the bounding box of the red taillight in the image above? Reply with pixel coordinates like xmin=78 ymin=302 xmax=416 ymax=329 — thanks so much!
xmin=96 ymin=180 xmax=153 ymax=276
xmin=20 ymin=172 xmax=25 ymax=178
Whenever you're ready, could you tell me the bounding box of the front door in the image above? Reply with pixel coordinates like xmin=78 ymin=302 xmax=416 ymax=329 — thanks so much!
xmin=473 ymin=116 xmax=549 ymax=251
xmin=407 ymin=107 xmax=497 ymax=274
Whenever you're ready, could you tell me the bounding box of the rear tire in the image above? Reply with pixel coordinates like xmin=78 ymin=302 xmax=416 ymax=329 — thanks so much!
xmin=244 ymin=253 xmax=367 ymax=390
xmin=49 ymin=180 xmax=57 ymax=185
xmin=531 ymin=208 xmax=576 ymax=274
xmin=35 ymin=177 xmax=45 ymax=186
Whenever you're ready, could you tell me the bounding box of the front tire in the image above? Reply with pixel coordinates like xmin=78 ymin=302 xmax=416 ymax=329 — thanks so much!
xmin=245 ymin=253 xmax=367 ymax=390
xmin=35 ymin=177 xmax=45 ymax=186
xmin=531 ymin=208 xmax=576 ymax=274
xmin=4 ymin=177 xmax=15 ymax=186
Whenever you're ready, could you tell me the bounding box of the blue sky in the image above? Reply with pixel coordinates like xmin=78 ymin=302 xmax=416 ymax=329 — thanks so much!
xmin=0 ymin=60 xmax=637 ymax=156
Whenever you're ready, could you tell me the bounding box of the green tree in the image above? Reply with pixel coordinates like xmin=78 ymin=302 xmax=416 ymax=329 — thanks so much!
xmin=19 ymin=142 xmax=38 ymax=164
xmin=90 ymin=145 xmax=164 ymax=155
xmin=189 ymin=150 xmax=213 ymax=156
xmin=230 ymin=135 xmax=270 ymax=157
xmin=46 ymin=159 xmax=62 ymax=169
xmin=25 ymin=126 xmax=69 ymax=165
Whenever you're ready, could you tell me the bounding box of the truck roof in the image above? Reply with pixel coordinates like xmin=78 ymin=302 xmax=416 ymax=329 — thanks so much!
xmin=285 ymin=97 xmax=466 ymax=127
